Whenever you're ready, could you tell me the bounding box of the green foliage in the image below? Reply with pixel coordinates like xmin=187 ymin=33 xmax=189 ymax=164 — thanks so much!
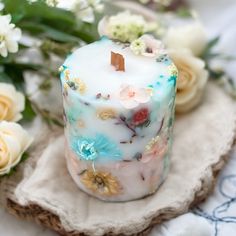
xmin=2 ymin=0 xmax=99 ymax=43
xmin=201 ymin=36 xmax=236 ymax=98
xmin=21 ymin=97 xmax=37 ymax=122
xmin=1 ymin=0 xmax=99 ymax=91
xmin=176 ymin=7 xmax=192 ymax=18
xmin=201 ymin=36 xmax=220 ymax=60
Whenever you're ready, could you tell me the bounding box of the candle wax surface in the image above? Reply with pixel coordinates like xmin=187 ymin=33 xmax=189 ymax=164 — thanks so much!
xmin=61 ymin=37 xmax=175 ymax=107
xmin=60 ymin=37 xmax=177 ymax=201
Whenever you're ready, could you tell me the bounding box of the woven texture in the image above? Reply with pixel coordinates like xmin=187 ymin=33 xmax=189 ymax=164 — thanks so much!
xmin=0 ymin=82 xmax=236 ymax=236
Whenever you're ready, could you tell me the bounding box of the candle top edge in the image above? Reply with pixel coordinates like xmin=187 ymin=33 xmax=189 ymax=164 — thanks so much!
xmin=60 ymin=37 xmax=177 ymax=109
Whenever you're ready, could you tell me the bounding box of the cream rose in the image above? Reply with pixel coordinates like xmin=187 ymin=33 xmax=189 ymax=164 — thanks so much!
xmin=164 ymin=23 xmax=207 ymax=56
xmin=169 ymin=50 xmax=208 ymax=113
xmin=0 ymin=83 xmax=25 ymax=121
xmin=0 ymin=121 xmax=33 ymax=175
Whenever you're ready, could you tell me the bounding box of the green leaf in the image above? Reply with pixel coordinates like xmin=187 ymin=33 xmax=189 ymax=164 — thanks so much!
xmin=21 ymin=97 xmax=37 ymax=122
xmin=0 ymin=71 xmax=13 ymax=84
xmin=40 ymin=39 xmax=75 ymax=57
xmin=207 ymin=36 xmax=220 ymax=50
xmin=3 ymin=0 xmax=75 ymax=25
xmin=2 ymin=62 xmax=40 ymax=91
xmin=20 ymin=22 xmax=80 ymax=43
xmin=201 ymin=36 xmax=220 ymax=60
xmin=209 ymin=68 xmax=224 ymax=80
xmin=3 ymin=0 xmax=98 ymax=44
xmin=176 ymin=7 xmax=192 ymax=18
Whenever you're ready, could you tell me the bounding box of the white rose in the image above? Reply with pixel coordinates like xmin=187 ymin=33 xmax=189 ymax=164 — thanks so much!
xmin=164 ymin=23 xmax=207 ymax=56
xmin=169 ymin=50 xmax=208 ymax=113
xmin=0 ymin=121 xmax=33 ymax=175
xmin=0 ymin=83 xmax=25 ymax=121
xmin=0 ymin=14 xmax=22 ymax=57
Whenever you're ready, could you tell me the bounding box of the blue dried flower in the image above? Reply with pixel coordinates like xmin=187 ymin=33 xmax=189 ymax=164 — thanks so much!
xmin=71 ymin=134 xmax=122 ymax=162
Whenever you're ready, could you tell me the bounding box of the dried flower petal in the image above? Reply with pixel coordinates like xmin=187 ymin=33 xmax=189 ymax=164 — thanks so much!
xmin=81 ymin=169 xmax=122 ymax=196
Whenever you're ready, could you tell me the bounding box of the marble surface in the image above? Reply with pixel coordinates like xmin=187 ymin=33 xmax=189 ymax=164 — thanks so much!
xmin=0 ymin=0 xmax=235 ymax=235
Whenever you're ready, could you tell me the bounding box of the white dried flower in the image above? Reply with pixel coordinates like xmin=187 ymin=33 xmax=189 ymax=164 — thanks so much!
xmin=130 ymin=35 xmax=165 ymax=57
xmin=98 ymin=11 xmax=157 ymax=43
xmin=130 ymin=38 xmax=146 ymax=55
xmin=0 ymin=15 xmax=22 ymax=57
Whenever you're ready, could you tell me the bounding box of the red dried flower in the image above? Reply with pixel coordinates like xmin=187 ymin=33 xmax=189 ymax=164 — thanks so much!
xmin=132 ymin=108 xmax=149 ymax=126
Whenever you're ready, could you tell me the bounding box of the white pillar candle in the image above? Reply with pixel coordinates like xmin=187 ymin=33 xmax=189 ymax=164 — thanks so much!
xmin=60 ymin=36 xmax=177 ymax=201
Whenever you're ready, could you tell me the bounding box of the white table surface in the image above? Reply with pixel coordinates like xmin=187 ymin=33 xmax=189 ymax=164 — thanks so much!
xmin=0 ymin=0 xmax=235 ymax=235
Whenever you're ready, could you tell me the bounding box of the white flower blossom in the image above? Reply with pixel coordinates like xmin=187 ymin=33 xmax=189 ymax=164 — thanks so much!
xmin=130 ymin=38 xmax=146 ymax=55
xmin=28 ymin=0 xmax=103 ymax=22
xmin=0 ymin=15 xmax=22 ymax=57
xmin=130 ymin=34 xmax=165 ymax=57
xmin=55 ymin=0 xmax=103 ymax=23
xmin=45 ymin=0 xmax=58 ymax=6
xmin=98 ymin=11 xmax=157 ymax=43
xmin=0 ymin=1 xmax=4 ymax=11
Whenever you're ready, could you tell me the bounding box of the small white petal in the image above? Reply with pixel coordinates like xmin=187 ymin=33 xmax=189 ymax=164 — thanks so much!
xmin=0 ymin=3 xmax=4 ymax=11
xmin=0 ymin=46 xmax=8 ymax=57
xmin=6 ymin=40 xmax=18 ymax=53
xmin=78 ymin=7 xmax=95 ymax=23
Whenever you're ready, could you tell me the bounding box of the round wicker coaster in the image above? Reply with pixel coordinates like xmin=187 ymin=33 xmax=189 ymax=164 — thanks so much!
xmin=5 ymin=152 xmax=231 ymax=236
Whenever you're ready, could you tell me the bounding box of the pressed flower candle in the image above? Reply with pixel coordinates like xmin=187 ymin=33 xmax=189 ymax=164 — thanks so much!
xmin=60 ymin=36 xmax=177 ymax=201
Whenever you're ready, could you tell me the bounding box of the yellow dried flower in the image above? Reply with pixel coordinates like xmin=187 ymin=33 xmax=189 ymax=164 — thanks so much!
xmin=145 ymin=136 xmax=160 ymax=151
xmin=168 ymin=63 xmax=178 ymax=78
xmin=63 ymin=83 xmax=69 ymax=91
xmin=81 ymin=169 xmax=122 ymax=196
xmin=64 ymin=69 xmax=70 ymax=80
xmin=96 ymin=108 xmax=117 ymax=120
xmin=74 ymin=78 xmax=86 ymax=94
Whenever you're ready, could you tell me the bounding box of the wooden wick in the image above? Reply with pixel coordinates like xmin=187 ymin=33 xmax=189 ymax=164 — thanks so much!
xmin=111 ymin=51 xmax=125 ymax=72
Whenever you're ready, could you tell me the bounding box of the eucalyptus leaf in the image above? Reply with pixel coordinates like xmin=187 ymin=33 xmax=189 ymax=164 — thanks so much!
xmin=20 ymin=22 xmax=80 ymax=43
xmin=176 ymin=7 xmax=192 ymax=18
xmin=202 ymin=36 xmax=220 ymax=60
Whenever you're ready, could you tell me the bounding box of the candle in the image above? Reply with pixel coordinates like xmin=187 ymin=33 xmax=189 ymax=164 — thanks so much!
xmin=60 ymin=36 xmax=177 ymax=201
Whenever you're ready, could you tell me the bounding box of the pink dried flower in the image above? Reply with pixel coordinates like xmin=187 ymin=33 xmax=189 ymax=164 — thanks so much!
xmin=119 ymin=84 xmax=151 ymax=109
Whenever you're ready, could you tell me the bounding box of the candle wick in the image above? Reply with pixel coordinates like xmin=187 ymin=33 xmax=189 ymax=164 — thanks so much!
xmin=111 ymin=51 xmax=125 ymax=72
